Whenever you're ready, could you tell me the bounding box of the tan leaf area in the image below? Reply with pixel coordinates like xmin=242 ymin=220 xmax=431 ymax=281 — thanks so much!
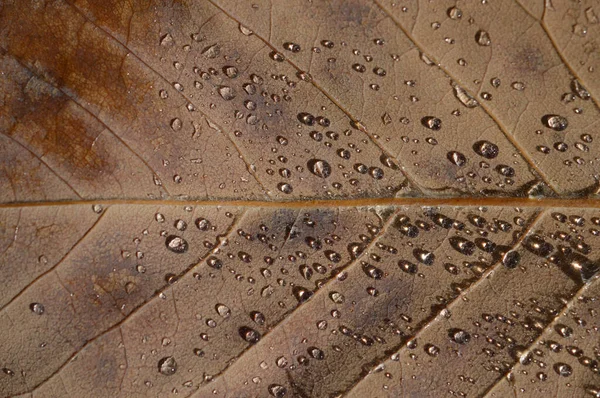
xmin=1 ymin=1 xmax=599 ymax=397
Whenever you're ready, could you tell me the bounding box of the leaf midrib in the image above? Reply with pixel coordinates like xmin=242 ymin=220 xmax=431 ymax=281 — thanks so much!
xmin=2 ymin=197 xmax=600 ymax=209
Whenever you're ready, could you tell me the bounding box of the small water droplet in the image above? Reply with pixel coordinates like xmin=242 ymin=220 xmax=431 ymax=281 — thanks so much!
xmin=542 ymin=115 xmax=568 ymax=131
xmin=239 ymin=326 xmax=261 ymax=344
xmin=158 ymin=356 xmax=177 ymax=376
xmin=218 ymin=86 xmax=235 ymax=100
xmin=447 ymin=151 xmax=467 ymax=166
xmin=473 ymin=140 xmax=499 ymax=159
xmin=30 ymin=302 xmax=45 ymax=315
xmin=307 ymin=159 xmax=331 ymax=178
xmin=421 ymin=116 xmax=442 ymax=130
xmin=502 ymin=250 xmax=520 ymax=268
xmin=447 ymin=6 xmax=463 ymax=19
xmin=165 ymin=235 xmax=188 ymax=253
xmin=554 ymin=362 xmax=572 ymax=377
xmin=475 ymin=30 xmax=491 ymax=46
xmin=268 ymin=384 xmax=288 ymax=397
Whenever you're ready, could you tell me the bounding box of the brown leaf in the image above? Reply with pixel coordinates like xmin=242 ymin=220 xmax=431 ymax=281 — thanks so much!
xmin=1 ymin=1 xmax=599 ymax=397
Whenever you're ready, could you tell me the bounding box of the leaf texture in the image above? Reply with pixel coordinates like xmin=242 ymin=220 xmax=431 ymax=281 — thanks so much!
xmin=1 ymin=1 xmax=600 ymax=398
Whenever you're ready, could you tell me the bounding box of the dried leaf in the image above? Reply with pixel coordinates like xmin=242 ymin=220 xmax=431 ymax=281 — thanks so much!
xmin=1 ymin=1 xmax=599 ymax=397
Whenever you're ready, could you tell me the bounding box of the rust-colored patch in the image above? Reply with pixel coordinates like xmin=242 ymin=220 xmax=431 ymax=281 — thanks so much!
xmin=2 ymin=59 xmax=113 ymax=182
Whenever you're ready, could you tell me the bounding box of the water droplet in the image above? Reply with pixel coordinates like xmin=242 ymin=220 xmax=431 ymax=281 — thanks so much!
xmin=414 ymin=248 xmax=435 ymax=265
xmin=473 ymin=140 xmax=499 ymax=159
xmin=277 ymin=182 xmax=293 ymax=194
xmin=337 ymin=148 xmax=351 ymax=160
xmin=2 ymin=368 xmax=14 ymax=377
xmin=373 ymin=67 xmax=386 ymax=77
xmin=283 ymin=42 xmax=301 ymax=53
xmin=165 ymin=235 xmax=188 ymax=254
xmin=307 ymin=159 xmax=331 ymax=178
xmin=268 ymin=384 xmax=288 ymax=397
xmin=447 ymin=6 xmax=463 ymax=19
xmin=524 ymin=235 xmax=553 ymax=257
xmin=502 ymin=251 xmax=520 ymax=268
xmin=363 ymin=263 xmax=384 ymax=279
xmin=251 ymin=311 xmax=266 ymax=325
xmin=158 ymin=356 xmax=177 ymax=376
xmin=171 ymin=118 xmax=182 ymax=131
xmin=207 ymin=256 xmax=223 ymax=269
xmin=218 ymin=86 xmax=235 ymax=100
xmin=352 ymin=63 xmax=366 ymax=73
xmin=554 ymin=362 xmax=572 ymax=377
xmin=297 ymin=112 xmax=315 ymax=126
xmin=196 ymin=218 xmax=210 ymax=231
xmin=447 ymin=151 xmax=467 ymax=166
xmin=239 ymin=326 xmax=261 ymax=344
xmin=542 ymin=115 xmax=568 ymax=131
xmin=421 ymin=116 xmax=442 ymax=130
xmin=449 ymin=237 xmax=476 ymax=255
xmin=511 ymin=81 xmax=526 ymax=91
xmin=556 ymin=324 xmax=573 ymax=338
xmin=475 ymin=30 xmax=491 ymax=46
xmin=293 ymin=286 xmax=313 ymax=303
xmin=585 ymin=7 xmax=598 ymax=24
xmin=325 ymin=250 xmax=342 ymax=263
xmin=308 ymin=347 xmax=325 ymax=360
xmin=398 ymin=260 xmax=418 ymax=274
xmin=449 ymin=328 xmax=471 ymax=344
xmin=223 ymin=65 xmax=239 ymax=78
xmin=216 ymin=304 xmax=231 ymax=318
xmin=239 ymin=24 xmax=253 ymax=35
xmin=425 ymin=344 xmax=440 ymax=356
xmin=270 ymin=51 xmax=285 ymax=62
xmin=571 ymin=79 xmax=590 ymax=100
xmin=160 ymin=33 xmax=173 ymax=46
xmin=452 ymin=84 xmax=478 ymax=108
xmin=30 ymin=302 xmax=45 ymax=315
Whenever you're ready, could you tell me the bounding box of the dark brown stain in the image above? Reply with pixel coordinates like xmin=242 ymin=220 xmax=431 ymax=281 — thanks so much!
xmin=1 ymin=57 xmax=113 ymax=182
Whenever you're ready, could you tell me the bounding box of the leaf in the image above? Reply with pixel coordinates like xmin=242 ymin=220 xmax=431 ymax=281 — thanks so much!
xmin=0 ymin=1 xmax=599 ymax=398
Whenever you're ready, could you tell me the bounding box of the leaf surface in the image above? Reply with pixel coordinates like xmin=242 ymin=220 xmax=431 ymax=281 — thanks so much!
xmin=1 ymin=1 xmax=600 ymax=397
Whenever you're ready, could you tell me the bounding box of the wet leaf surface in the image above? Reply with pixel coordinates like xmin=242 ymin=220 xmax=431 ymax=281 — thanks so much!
xmin=1 ymin=1 xmax=600 ymax=397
